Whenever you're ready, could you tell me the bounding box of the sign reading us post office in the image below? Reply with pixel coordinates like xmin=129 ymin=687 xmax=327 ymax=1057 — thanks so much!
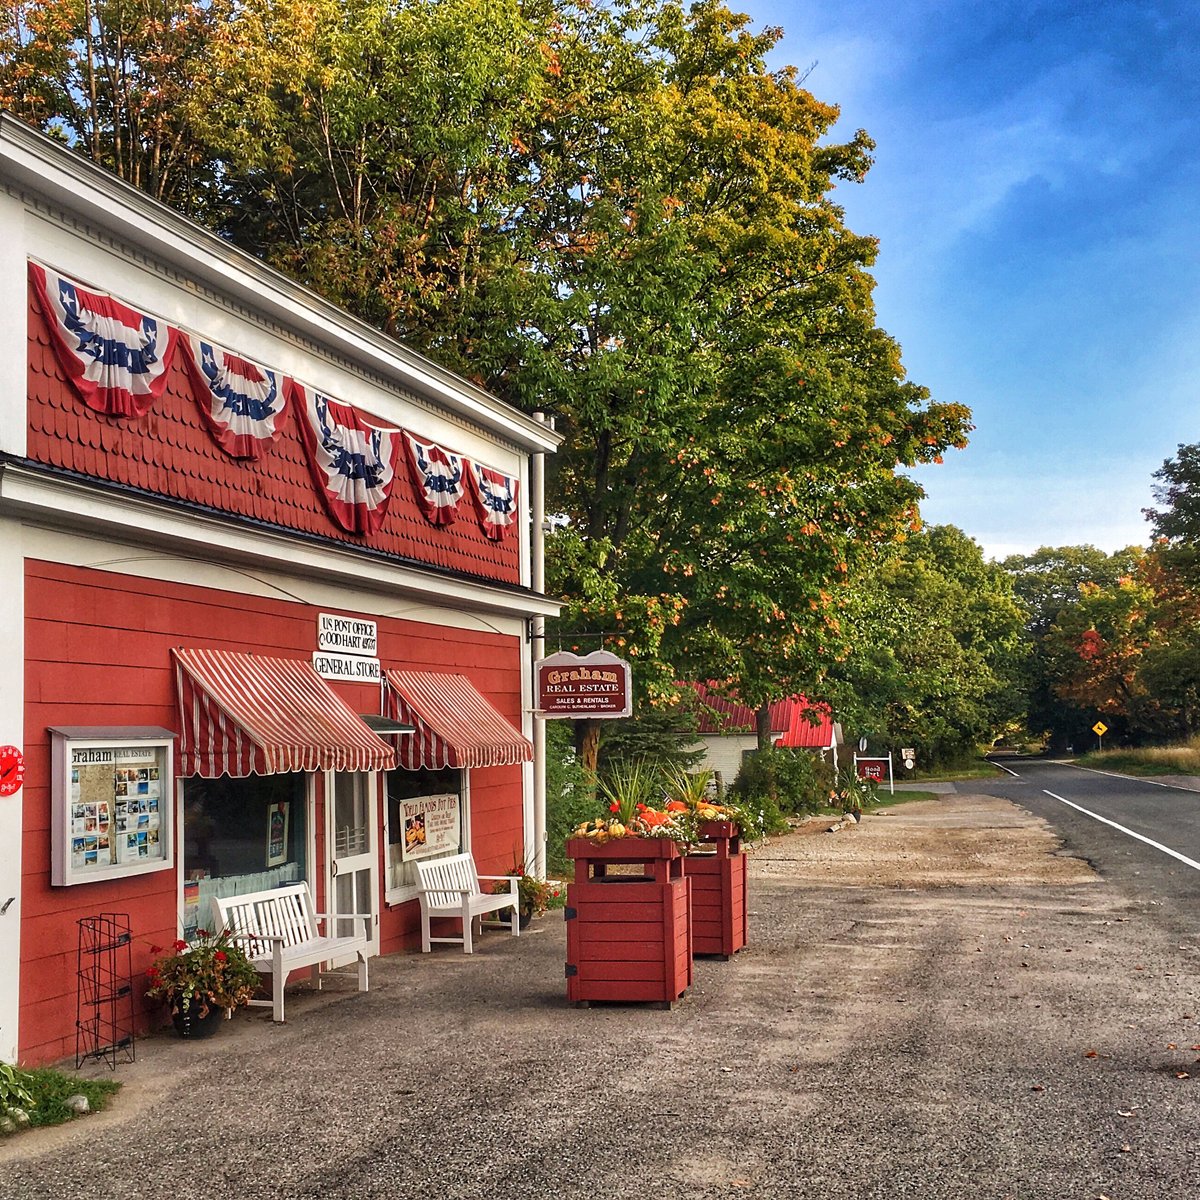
xmin=318 ymin=613 xmax=378 ymax=656
xmin=535 ymin=650 xmax=632 ymax=720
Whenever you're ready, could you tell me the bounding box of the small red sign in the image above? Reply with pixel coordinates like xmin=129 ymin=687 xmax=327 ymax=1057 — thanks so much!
xmin=856 ymin=758 xmax=887 ymax=783
xmin=0 ymin=745 xmax=25 ymax=796
xmin=536 ymin=650 xmax=632 ymax=719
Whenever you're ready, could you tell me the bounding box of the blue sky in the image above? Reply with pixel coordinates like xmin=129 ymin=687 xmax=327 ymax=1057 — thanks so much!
xmin=747 ymin=0 xmax=1200 ymax=559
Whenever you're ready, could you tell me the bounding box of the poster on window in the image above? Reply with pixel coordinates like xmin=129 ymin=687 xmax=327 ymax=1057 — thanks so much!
xmin=266 ymin=801 xmax=290 ymax=868
xmin=398 ymin=793 xmax=460 ymax=862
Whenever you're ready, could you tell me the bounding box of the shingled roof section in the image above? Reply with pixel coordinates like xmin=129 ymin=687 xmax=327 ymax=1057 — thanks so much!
xmin=26 ymin=291 xmax=521 ymax=585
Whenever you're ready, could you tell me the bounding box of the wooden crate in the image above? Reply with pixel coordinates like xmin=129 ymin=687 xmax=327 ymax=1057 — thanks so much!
xmin=565 ymin=839 xmax=692 ymax=1006
xmin=682 ymin=822 xmax=747 ymax=958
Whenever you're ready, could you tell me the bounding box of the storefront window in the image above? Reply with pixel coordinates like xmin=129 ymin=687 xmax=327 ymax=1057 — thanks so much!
xmin=182 ymin=773 xmax=307 ymax=938
xmin=384 ymin=767 xmax=463 ymax=895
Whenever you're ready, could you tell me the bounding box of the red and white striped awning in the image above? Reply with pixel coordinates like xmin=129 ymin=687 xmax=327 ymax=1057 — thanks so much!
xmin=383 ymin=669 xmax=533 ymax=770
xmin=174 ymin=647 xmax=397 ymax=778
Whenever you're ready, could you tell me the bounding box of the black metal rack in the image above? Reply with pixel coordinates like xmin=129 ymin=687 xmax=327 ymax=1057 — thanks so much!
xmin=75 ymin=913 xmax=136 ymax=1069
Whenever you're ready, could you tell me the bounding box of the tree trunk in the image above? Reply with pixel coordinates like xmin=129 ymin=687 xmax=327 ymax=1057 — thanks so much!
xmin=575 ymin=720 xmax=602 ymax=776
xmin=756 ymin=703 xmax=773 ymax=752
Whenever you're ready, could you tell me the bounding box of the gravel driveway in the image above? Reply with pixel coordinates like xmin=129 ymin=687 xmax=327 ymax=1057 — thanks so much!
xmin=3 ymin=795 xmax=1198 ymax=1199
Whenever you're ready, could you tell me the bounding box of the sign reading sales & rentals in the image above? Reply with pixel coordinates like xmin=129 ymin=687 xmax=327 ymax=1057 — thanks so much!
xmin=535 ymin=650 xmax=632 ymax=719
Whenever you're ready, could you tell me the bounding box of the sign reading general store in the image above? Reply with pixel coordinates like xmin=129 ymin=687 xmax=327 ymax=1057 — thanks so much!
xmin=535 ymin=650 xmax=633 ymax=719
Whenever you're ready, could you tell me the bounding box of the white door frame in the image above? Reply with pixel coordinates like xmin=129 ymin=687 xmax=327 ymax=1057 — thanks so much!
xmin=326 ymin=770 xmax=379 ymax=961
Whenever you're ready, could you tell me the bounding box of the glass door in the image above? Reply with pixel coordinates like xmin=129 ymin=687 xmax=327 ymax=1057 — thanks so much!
xmin=328 ymin=771 xmax=378 ymax=960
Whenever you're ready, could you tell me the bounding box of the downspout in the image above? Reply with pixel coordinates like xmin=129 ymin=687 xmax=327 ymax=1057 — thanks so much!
xmin=531 ymin=412 xmax=548 ymax=879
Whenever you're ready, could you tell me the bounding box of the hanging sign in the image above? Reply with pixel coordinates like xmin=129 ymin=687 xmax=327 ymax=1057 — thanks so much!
xmin=535 ymin=650 xmax=632 ymax=719
xmin=0 ymin=745 xmax=25 ymax=796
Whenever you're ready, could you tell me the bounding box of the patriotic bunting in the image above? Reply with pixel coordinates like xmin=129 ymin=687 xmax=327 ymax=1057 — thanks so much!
xmin=30 ymin=261 xmax=178 ymax=418
xmin=182 ymin=335 xmax=286 ymax=459
xmin=467 ymin=459 xmax=521 ymax=540
xmin=29 ymin=262 xmax=524 ymax=552
xmin=402 ymin=432 xmax=466 ymax=526
xmin=290 ymin=379 xmax=401 ymax=536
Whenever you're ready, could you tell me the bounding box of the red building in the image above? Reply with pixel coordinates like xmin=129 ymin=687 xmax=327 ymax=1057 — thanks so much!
xmin=0 ymin=118 xmax=560 ymax=1065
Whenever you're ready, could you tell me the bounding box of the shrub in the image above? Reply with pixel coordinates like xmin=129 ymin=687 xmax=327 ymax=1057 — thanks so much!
xmin=730 ymin=746 xmax=834 ymax=817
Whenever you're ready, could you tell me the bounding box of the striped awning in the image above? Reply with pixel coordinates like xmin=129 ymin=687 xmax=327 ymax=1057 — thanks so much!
xmin=174 ymin=647 xmax=397 ymax=778
xmin=383 ymin=669 xmax=533 ymax=770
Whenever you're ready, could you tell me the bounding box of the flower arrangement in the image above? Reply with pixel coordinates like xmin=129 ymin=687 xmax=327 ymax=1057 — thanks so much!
xmin=569 ymin=763 xmax=767 ymax=846
xmin=498 ymin=858 xmax=563 ymax=916
xmin=520 ymin=871 xmax=561 ymax=916
xmin=145 ymin=927 xmax=260 ymax=1018
xmin=661 ymin=766 xmax=762 ymax=838
xmin=830 ymin=771 xmax=877 ymax=815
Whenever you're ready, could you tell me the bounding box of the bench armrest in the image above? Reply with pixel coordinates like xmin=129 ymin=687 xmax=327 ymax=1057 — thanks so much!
xmin=476 ymin=874 xmax=519 ymax=883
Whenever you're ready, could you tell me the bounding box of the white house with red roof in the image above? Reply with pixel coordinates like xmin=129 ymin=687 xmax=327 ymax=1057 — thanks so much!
xmin=686 ymin=683 xmax=843 ymax=789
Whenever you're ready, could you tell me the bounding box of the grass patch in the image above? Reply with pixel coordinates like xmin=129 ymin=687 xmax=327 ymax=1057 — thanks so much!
xmin=910 ymin=760 xmax=1007 ymax=783
xmin=1075 ymin=742 xmax=1200 ymax=777
xmin=5 ymin=1067 xmax=120 ymax=1133
xmin=868 ymin=789 xmax=940 ymax=808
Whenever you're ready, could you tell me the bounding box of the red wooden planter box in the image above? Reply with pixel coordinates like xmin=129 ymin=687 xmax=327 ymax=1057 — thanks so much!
xmin=682 ymin=823 xmax=748 ymax=959
xmin=565 ymin=838 xmax=692 ymax=1007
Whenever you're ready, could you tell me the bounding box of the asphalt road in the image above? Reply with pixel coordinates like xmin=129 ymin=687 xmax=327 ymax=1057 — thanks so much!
xmin=975 ymin=759 xmax=1200 ymax=935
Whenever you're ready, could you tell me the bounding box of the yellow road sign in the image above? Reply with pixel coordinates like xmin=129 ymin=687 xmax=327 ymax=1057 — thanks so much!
xmin=1092 ymin=721 xmax=1108 ymax=737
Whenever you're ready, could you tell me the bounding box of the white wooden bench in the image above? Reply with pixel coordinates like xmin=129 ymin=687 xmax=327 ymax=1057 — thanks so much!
xmin=415 ymin=852 xmax=520 ymax=953
xmin=212 ymin=882 xmax=370 ymax=1022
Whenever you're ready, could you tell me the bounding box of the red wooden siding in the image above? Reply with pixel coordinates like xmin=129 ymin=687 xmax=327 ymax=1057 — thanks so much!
xmin=26 ymin=290 xmax=521 ymax=584
xmin=22 ymin=560 xmax=525 ymax=1063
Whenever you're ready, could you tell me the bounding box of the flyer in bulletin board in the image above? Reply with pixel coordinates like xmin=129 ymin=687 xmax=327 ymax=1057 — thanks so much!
xmin=69 ymin=744 xmax=165 ymax=873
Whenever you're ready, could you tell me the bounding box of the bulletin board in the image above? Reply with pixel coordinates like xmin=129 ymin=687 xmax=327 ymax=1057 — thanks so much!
xmin=50 ymin=727 xmax=176 ymax=886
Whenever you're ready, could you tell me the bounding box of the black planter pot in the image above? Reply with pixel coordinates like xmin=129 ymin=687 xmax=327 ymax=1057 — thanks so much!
xmin=171 ymin=1005 xmax=225 ymax=1039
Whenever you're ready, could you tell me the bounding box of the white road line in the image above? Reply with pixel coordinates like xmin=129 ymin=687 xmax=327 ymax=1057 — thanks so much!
xmin=988 ymin=759 xmax=1021 ymax=778
xmin=1043 ymin=789 xmax=1200 ymax=872
xmin=1055 ymin=761 xmax=1200 ymax=793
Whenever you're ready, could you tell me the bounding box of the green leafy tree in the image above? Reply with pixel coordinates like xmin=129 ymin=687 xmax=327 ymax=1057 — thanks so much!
xmin=828 ymin=526 xmax=1026 ymax=766
xmin=0 ymin=0 xmax=228 ymax=208
xmin=16 ymin=0 xmax=971 ymax=770
xmin=1145 ymin=442 xmax=1200 ymax=583
xmin=1001 ymin=544 xmax=1141 ymax=749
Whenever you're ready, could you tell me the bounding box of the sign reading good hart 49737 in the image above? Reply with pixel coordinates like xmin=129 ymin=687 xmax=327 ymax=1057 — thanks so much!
xmin=535 ymin=650 xmax=632 ymax=719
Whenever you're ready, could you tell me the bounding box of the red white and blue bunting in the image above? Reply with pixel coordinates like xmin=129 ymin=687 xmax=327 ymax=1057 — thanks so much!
xmin=289 ymin=379 xmax=402 ymax=536
xmin=30 ymin=262 xmax=178 ymax=418
xmin=181 ymin=335 xmax=286 ymax=459
xmin=467 ymin=459 xmax=520 ymax=540
xmin=30 ymin=261 xmax=527 ymax=548
xmin=402 ymin=432 xmax=466 ymax=526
